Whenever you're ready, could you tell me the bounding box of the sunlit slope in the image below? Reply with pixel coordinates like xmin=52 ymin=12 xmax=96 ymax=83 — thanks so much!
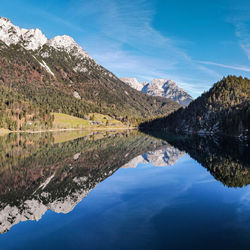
xmin=52 ymin=112 xmax=126 ymax=129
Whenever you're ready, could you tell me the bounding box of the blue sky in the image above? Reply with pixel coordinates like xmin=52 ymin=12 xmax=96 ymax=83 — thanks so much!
xmin=1 ymin=0 xmax=250 ymax=97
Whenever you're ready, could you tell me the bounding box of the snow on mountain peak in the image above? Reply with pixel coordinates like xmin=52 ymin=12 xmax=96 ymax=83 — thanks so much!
xmin=143 ymin=79 xmax=193 ymax=106
xmin=0 ymin=17 xmax=48 ymax=50
xmin=0 ymin=17 xmax=90 ymax=59
xmin=0 ymin=17 xmax=23 ymax=46
xmin=121 ymin=77 xmax=193 ymax=106
xmin=47 ymin=35 xmax=90 ymax=59
xmin=21 ymin=28 xmax=48 ymax=50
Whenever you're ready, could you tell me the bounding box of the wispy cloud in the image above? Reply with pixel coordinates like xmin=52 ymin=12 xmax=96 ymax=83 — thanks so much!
xmin=196 ymin=60 xmax=250 ymax=72
xmin=3 ymin=0 xmax=250 ymax=98
xmin=228 ymin=7 xmax=250 ymax=60
xmin=234 ymin=21 xmax=250 ymax=60
xmin=74 ymin=0 xmax=220 ymax=97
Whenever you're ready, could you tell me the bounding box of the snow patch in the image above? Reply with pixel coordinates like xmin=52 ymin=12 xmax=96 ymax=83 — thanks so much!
xmin=38 ymin=174 xmax=55 ymax=190
xmin=73 ymin=91 xmax=81 ymax=100
xmin=32 ymin=55 xmax=54 ymax=76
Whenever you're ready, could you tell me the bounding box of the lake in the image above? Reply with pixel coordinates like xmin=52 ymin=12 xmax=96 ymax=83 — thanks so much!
xmin=0 ymin=130 xmax=249 ymax=250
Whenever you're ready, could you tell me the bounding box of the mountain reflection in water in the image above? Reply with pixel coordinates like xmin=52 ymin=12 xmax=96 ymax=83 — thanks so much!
xmin=146 ymin=132 xmax=250 ymax=187
xmin=0 ymin=130 xmax=249 ymax=238
xmin=0 ymin=130 xmax=177 ymax=233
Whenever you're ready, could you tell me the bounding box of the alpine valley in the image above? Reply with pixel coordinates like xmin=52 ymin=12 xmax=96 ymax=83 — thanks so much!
xmin=0 ymin=17 xmax=249 ymax=140
xmin=1 ymin=2 xmax=250 ymax=249
xmin=0 ymin=17 xmax=181 ymax=132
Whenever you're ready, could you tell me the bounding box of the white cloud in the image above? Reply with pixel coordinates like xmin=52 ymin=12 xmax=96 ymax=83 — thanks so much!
xmin=196 ymin=60 xmax=250 ymax=72
xmin=228 ymin=9 xmax=250 ymax=60
xmin=75 ymin=0 xmax=220 ymax=97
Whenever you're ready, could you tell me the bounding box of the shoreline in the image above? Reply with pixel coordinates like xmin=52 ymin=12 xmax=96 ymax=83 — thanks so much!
xmin=0 ymin=126 xmax=137 ymax=135
xmin=139 ymin=128 xmax=249 ymax=141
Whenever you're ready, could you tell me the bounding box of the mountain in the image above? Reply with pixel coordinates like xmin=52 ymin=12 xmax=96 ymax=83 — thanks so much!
xmin=120 ymin=77 xmax=193 ymax=106
xmin=0 ymin=17 xmax=181 ymax=130
xmin=142 ymin=79 xmax=193 ymax=106
xmin=140 ymin=76 xmax=250 ymax=139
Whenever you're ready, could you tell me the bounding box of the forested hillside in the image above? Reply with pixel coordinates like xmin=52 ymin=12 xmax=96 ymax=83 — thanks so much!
xmin=0 ymin=40 xmax=180 ymax=130
xmin=0 ymin=85 xmax=53 ymax=130
xmin=140 ymin=76 xmax=250 ymax=138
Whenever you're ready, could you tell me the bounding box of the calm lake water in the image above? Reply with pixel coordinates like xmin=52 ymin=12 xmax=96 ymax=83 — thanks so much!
xmin=0 ymin=130 xmax=249 ymax=250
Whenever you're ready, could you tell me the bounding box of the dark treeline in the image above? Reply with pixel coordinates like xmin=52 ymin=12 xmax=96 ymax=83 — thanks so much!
xmin=140 ymin=76 xmax=250 ymax=138
xmin=0 ymin=85 xmax=53 ymax=130
xmin=143 ymin=131 xmax=250 ymax=187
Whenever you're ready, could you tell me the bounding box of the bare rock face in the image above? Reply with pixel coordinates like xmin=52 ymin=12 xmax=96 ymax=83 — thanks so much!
xmin=120 ymin=78 xmax=144 ymax=91
xmin=142 ymin=79 xmax=193 ymax=106
xmin=0 ymin=17 xmax=90 ymax=58
xmin=120 ymin=77 xmax=193 ymax=106
xmin=0 ymin=17 xmax=48 ymax=50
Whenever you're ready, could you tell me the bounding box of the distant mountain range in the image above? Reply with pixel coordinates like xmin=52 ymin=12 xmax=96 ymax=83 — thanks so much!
xmin=0 ymin=17 xmax=180 ymax=131
xmin=140 ymin=75 xmax=250 ymax=139
xmin=120 ymin=77 xmax=193 ymax=106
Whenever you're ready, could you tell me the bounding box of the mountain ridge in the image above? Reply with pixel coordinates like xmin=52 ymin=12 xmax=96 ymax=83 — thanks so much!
xmin=0 ymin=17 xmax=91 ymax=58
xmin=120 ymin=77 xmax=193 ymax=106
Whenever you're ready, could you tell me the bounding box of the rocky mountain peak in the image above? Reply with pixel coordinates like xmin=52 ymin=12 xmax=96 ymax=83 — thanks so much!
xmin=140 ymin=81 xmax=148 ymax=87
xmin=143 ymin=79 xmax=193 ymax=106
xmin=0 ymin=17 xmax=10 ymax=22
xmin=121 ymin=77 xmax=193 ymax=106
xmin=151 ymin=78 xmax=169 ymax=85
xmin=21 ymin=28 xmax=48 ymax=50
xmin=164 ymin=79 xmax=177 ymax=87
xmin=0 ymin=17 xmax=90 ymax=59
xmin=47 ymin=35 xmax=90 ymax=59
xmin=120 ymin=77 xmax=143 ymax=91
xmin=0 ymin=17 xmax=48 ymax=50
xmin=144 ymin=79 xmax=170 ymax=93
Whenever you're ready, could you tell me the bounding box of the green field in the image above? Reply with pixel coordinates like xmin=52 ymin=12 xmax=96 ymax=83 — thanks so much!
xmin=0 ymin=113 xmax=128 ymax=134
xmin=52 ymin=113 xmax=89 ymax=129
xmin=0 ymin=128 xmax=10 ymax=136
xmin=52 ymin=113 xmax=125 ymax=130
xmin=52 ymin=130 xmax=95 ymax=144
